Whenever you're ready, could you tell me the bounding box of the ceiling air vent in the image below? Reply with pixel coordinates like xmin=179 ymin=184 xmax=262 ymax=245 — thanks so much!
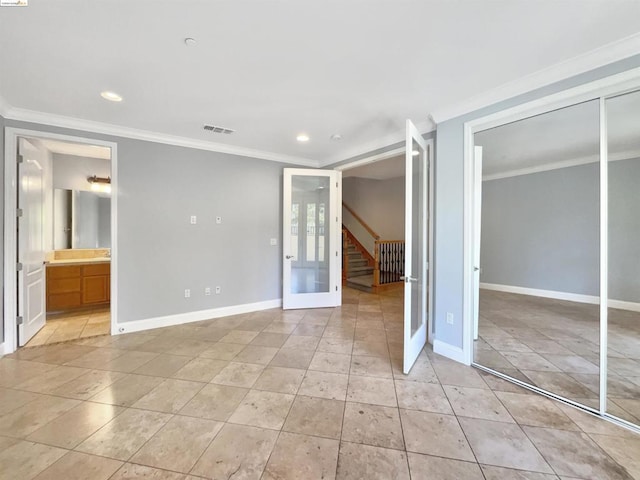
xmin=203 ymin=124 xmax=235 ymax=134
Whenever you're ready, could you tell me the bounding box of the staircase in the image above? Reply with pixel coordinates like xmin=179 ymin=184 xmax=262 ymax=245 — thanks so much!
xmin=345 ymin=236 xmax=374 ymax=292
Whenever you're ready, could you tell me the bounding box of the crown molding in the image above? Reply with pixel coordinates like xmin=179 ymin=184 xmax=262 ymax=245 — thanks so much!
xmin=483 ymin=148 xmax=640 ymax=182
xmin=0 ymin=94 xmax=11 ymax=118
xmin=2 ymin=105 xmax=318 ymax=167
xmin=432 ymin=32 xmax=640 ymax=124
xmin=318 ymin=118 xmax=435 ymax=168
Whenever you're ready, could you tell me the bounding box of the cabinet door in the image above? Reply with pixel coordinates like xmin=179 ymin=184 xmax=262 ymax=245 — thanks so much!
xmin=82 ymin=275 xmax=109 ymax=304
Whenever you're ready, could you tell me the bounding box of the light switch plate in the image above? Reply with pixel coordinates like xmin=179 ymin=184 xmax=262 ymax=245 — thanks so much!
xmin=270 ymin=238 xmax=277 ymax=246
xmin=190 ymin=215 xmax=197 ymax=224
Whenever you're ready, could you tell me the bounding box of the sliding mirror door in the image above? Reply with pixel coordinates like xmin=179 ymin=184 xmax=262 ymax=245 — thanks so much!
xmin=605 ymin=89 xmax=640 ymax=425
xmin=473 ymin=100 xmax=601 ymax=410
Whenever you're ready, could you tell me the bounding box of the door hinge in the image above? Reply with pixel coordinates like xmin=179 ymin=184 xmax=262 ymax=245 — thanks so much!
xmin=17 ymin=316 xmax=23 ymax=325
xmin=336 ymin=182 xmax=338 ymax=188
xmin=17 ymin=262 xmax=23 ymax=272
xmin=336 ymin=286 xmax=338 ymax=291
xmin=16 ymin=208 xmax=23 ymax=218
xmin=17 ymin=154 xmax=24 ymax=164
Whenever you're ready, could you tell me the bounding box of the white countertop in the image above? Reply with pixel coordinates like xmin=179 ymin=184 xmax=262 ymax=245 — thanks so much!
xmin=46 ymin=257 xmax=110 ymax=265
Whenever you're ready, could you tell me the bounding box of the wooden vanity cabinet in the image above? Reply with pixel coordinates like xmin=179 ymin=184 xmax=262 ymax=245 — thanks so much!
xmin=46 ymin=263 xmax=110 ymax=312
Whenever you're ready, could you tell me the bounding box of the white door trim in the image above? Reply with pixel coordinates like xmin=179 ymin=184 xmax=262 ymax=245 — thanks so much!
xmin=3 ymin=127 xmax=118 ymax=354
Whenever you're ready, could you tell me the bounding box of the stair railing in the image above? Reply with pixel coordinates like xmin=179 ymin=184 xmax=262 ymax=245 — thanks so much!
xmin=375 ymin=240 xmax=405 ymax=285
xmin=342 ymin=203 xmax=379 ymax=257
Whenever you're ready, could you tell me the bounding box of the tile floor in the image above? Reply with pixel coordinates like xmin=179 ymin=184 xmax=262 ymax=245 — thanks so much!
xmin=0 ymin=287 xmax=637 ymax=479
xmin=26 ymin=307 xmax=111 ymax=347
xmin=475 ymin=290 xmax=640 ymax=425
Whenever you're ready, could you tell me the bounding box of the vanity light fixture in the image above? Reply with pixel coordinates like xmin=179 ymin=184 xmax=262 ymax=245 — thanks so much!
xmin=88 ymin=175 xmax=111 ymax=194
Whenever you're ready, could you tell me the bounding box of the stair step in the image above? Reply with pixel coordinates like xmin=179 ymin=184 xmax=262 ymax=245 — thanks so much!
xmin=349 ymin=266 xmax=374 ymax=275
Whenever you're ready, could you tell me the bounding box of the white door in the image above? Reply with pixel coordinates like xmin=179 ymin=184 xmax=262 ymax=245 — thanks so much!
xmin=472 ymin=146 xmax=483 ymax=341
xmin=283 ymin=168 xmax=342 ymax=309
xmin=17 ymin=137 xmax=47 ymax=346
xmin=403 ymin=120 xmax=429 ymax=374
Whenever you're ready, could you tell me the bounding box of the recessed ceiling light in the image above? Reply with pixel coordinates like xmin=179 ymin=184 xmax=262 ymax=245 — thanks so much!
xmin=412 ymin=150 xmax=420 ymax=156
xmin=184 ymin=37 xmax=197 ymax=47
xmin=330 ymin=134 xmax=342 ymax=141
xmin=100 ymin=91 xmax=122 ymax=102
xmin=296 ymin=134 xmax=310 ymax=143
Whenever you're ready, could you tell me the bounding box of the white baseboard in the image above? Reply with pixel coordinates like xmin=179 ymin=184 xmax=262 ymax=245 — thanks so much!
xmin=0 ymin=342 xmax=7 ymax=356
xmin=433 ymin=339 xmax=467 ymax=365
xmin=480 ymin=283 xmax=640 ymax=313
xmin=113 ymin=298 xmax=282 ymax=335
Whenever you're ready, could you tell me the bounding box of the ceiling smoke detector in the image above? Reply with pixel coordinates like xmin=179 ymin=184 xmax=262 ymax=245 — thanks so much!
xmin=203 ymin=125 xmax=235 ymax=134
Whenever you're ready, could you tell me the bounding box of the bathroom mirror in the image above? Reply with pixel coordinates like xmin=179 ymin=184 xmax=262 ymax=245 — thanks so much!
xmin=53 ymin=189 xmax=111 ymax=249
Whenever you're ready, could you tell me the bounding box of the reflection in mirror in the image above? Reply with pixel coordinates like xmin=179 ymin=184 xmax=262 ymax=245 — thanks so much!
xmin=473 ymin=99 xmax=601 ymax=410
xmin=606 ymin=89 xmax=640 ymax=426
xmin=53 ymin=189 xmax=111 ymax=250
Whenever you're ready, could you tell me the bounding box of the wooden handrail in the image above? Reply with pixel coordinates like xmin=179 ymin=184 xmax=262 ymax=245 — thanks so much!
xmin=375 ymin=240 xmax=404 ymax=244
xmin=342 ymin=202 xmax=380 ymax=240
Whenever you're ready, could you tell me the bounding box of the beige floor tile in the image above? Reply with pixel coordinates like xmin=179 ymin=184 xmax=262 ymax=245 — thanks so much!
xmin=269 ymin=348 xmax=315 ymax=369
xmin=336 ymin=442 xmax=410 ymax=480
xmin=234 ymin=345 xmax=279 ymax=365
xmin=393 ymin=354 xmax=439 ymax=383
xmin=48 ymin=369 xmax=126 ymax=400
xmin=590 ymin=434 xmax=640 ymax=480
xmin=133 ymin=354 xmax=192 ymax=377
xmin=165 ymin=339 xmax=213 ymax=357
xmin=32 ymin=451 xmax=122 ymax=480
xmin=264 ymin=322 xmax=298 ymax=334
xmin=394 ymin=380 xmax=453 ymax=414
xmin=299 ymin=370 xmax=349 ymax=400
xmin=263 ymin=432 xmax=339 ymax=480
xmin=495 ymin=391 xmax=579 ymax=430
xmin=283 ymin=335 xmax=321 ymax=350
xmin=253 ymin=366 xmax=306 ymax=394
xmin=443 ymin=385 xmax=515 ymax=423
xmin=524 ymin=426 xmax=633 ymax=479
xmin=342 ymin=402 xmax=404 ymax=450
xmin=228 ymin=389 xmax=295 ymax=430
xmin=346 ymin=375 xmax=397 ymax=406
xmin=131 ymin=378 xmax=204 ymax=413
xmin=0 ymin=394 xmax=80 ymax=437
xmin=191 ymin=423 xmax=278 ymax=479
xmin=110 ymin=463 xmax=187 ymax=479
xmin=76 ymin=408 xmax=171 ymax=461
xmin=0 ymin=387 xmax=41 ymax=416
xmin=27 ymin=401 xmax=123 ymax=449
xmin=480 ymin=464 xmax=561 ymax=479
xmin=284 ymin=395 xmax=345 ymax=439
xmin=249 ymin=332 xmax=290 ymax=347
xmin=179 ymin=383 xmax=248 ymax=421
xmin=101 ymin=351 xmax=159 ymax=373
xmin=199 ymin=342 xmax=245 ymax=360
xmin=89 ymin=373 xmax=164 ymax=407
xmin=350 ymin=355 xmax=393 ymax=378
xmin=0 ymin=440 xmax=67 ymax=480
xmin=25 ymin=345 xmax=96 ymax=365
xmin=15 ymin=365 xmax=90 ymax=393
xmin=130 ymin=415 xmax=222 ymax=473
xmin=64 ymin=348 xmax=126 ymax=369
xmin=0 ymin=435 xmax=20 ymax=452
xmin=407 ymin=453 xmax=484 ymax=480
xmin=317 ymin=338 xmax=354 ymax=355
xmin=459 ymin=418 xmax=553 ymax=473
xmin=400 ymin=409 xmax=475 ymax=461
xmin=352 ymin=340 xmax=389 ymax=358
xmin=431 ymin=360 xmax=489 ymax=389
xmin=292 ymin=324 xmax=326 ymax=337
xmin=219 ymin=330 xmax=259 ymax=344
xmin=0 ymin=359 xmax=57 ymax=388
xmin=556 ymin=404 xmax=637 ymax=439
xmin=211 ymin=362 xmax=264 ymax=388
xmin=171 ymin=357 xmax=228 ymax=382
xmin=309 ymin=351 xmax=351 ymax=374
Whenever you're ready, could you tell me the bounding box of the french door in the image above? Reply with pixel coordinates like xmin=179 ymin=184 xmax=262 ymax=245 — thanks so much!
xmin=403 ymin=120 xmax=430 ymax=373
xmin=283 ymin=169 xmax=342 ymax=309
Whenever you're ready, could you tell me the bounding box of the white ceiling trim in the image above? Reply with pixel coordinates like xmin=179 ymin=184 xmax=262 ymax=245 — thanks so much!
xmin=0 ymin=94 xmax=11 ymax=118
xmin=318 ymin=118 xmax=435 ymax=167
xmin=431 ymin=32 xmax=640 ymax=124
xmin=2 ymin=105 xmax=318 ymax=167
xmin=483 ymin=148 xmax=640 ymax=182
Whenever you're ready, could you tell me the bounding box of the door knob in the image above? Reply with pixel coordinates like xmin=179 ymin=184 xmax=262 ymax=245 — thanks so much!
xmin=285 ymin=255 xmax=295 ymax=259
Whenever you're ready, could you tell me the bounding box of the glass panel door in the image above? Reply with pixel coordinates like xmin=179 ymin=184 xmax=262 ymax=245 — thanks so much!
xmin=605 ymin=89 xmax=640 ymax=426
xmin=403 ymin=120 xmax=428 ymax=373
xmin=283 ymin=169 xmax=341 ymax=309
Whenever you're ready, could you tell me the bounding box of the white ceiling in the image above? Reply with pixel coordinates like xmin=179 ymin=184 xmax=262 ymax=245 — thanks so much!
xmin=40 ymin=139 xmax=111 ymax=160
xmin=1 ymin=1 xmax=640 ymax=166
xmin=343 ymin=155 xmax=404 ymax=180
xmin=476 ymin=89 xmax=640 ymax=177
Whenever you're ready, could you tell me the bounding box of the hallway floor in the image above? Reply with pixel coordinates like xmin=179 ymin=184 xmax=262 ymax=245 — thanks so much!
xmin=0 ymin=287 xmax=637 ymax=479
xmin=26 ymin=307 xmax=111 ymax=347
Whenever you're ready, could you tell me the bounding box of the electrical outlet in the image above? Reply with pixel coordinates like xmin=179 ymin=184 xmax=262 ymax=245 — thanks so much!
xmin=270 ymin=238 xmax=277 ymax=246
xmin=204 ymin=287 xmax=211 ymax=296
xmin=446 ymin=312 xmax=454 ymax=325
xmin=215 ymin=286 xmax=221 ymax=294
xmin=216 ymin=216 xmax=222 ymax=224
xmin=184 ymin=289 xmax=191 ymax=298
xmin=190 ymin=215 xmax=197 ymax=224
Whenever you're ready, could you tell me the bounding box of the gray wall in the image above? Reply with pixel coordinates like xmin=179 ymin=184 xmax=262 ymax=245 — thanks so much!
xmin=480 ymin=159 xmax=640 ymax=303
xmin=434 ymin=54 xmax=640 ymax=349
xmin=343 ymin=176 xmax=405 ymax=240
xmin=3 ymin=118 xmax=286 ymax=326
xmin=52 ymin=153 xmax=111 ymax=192
xmin=97 ymin=197 xmax=111 ymax=248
